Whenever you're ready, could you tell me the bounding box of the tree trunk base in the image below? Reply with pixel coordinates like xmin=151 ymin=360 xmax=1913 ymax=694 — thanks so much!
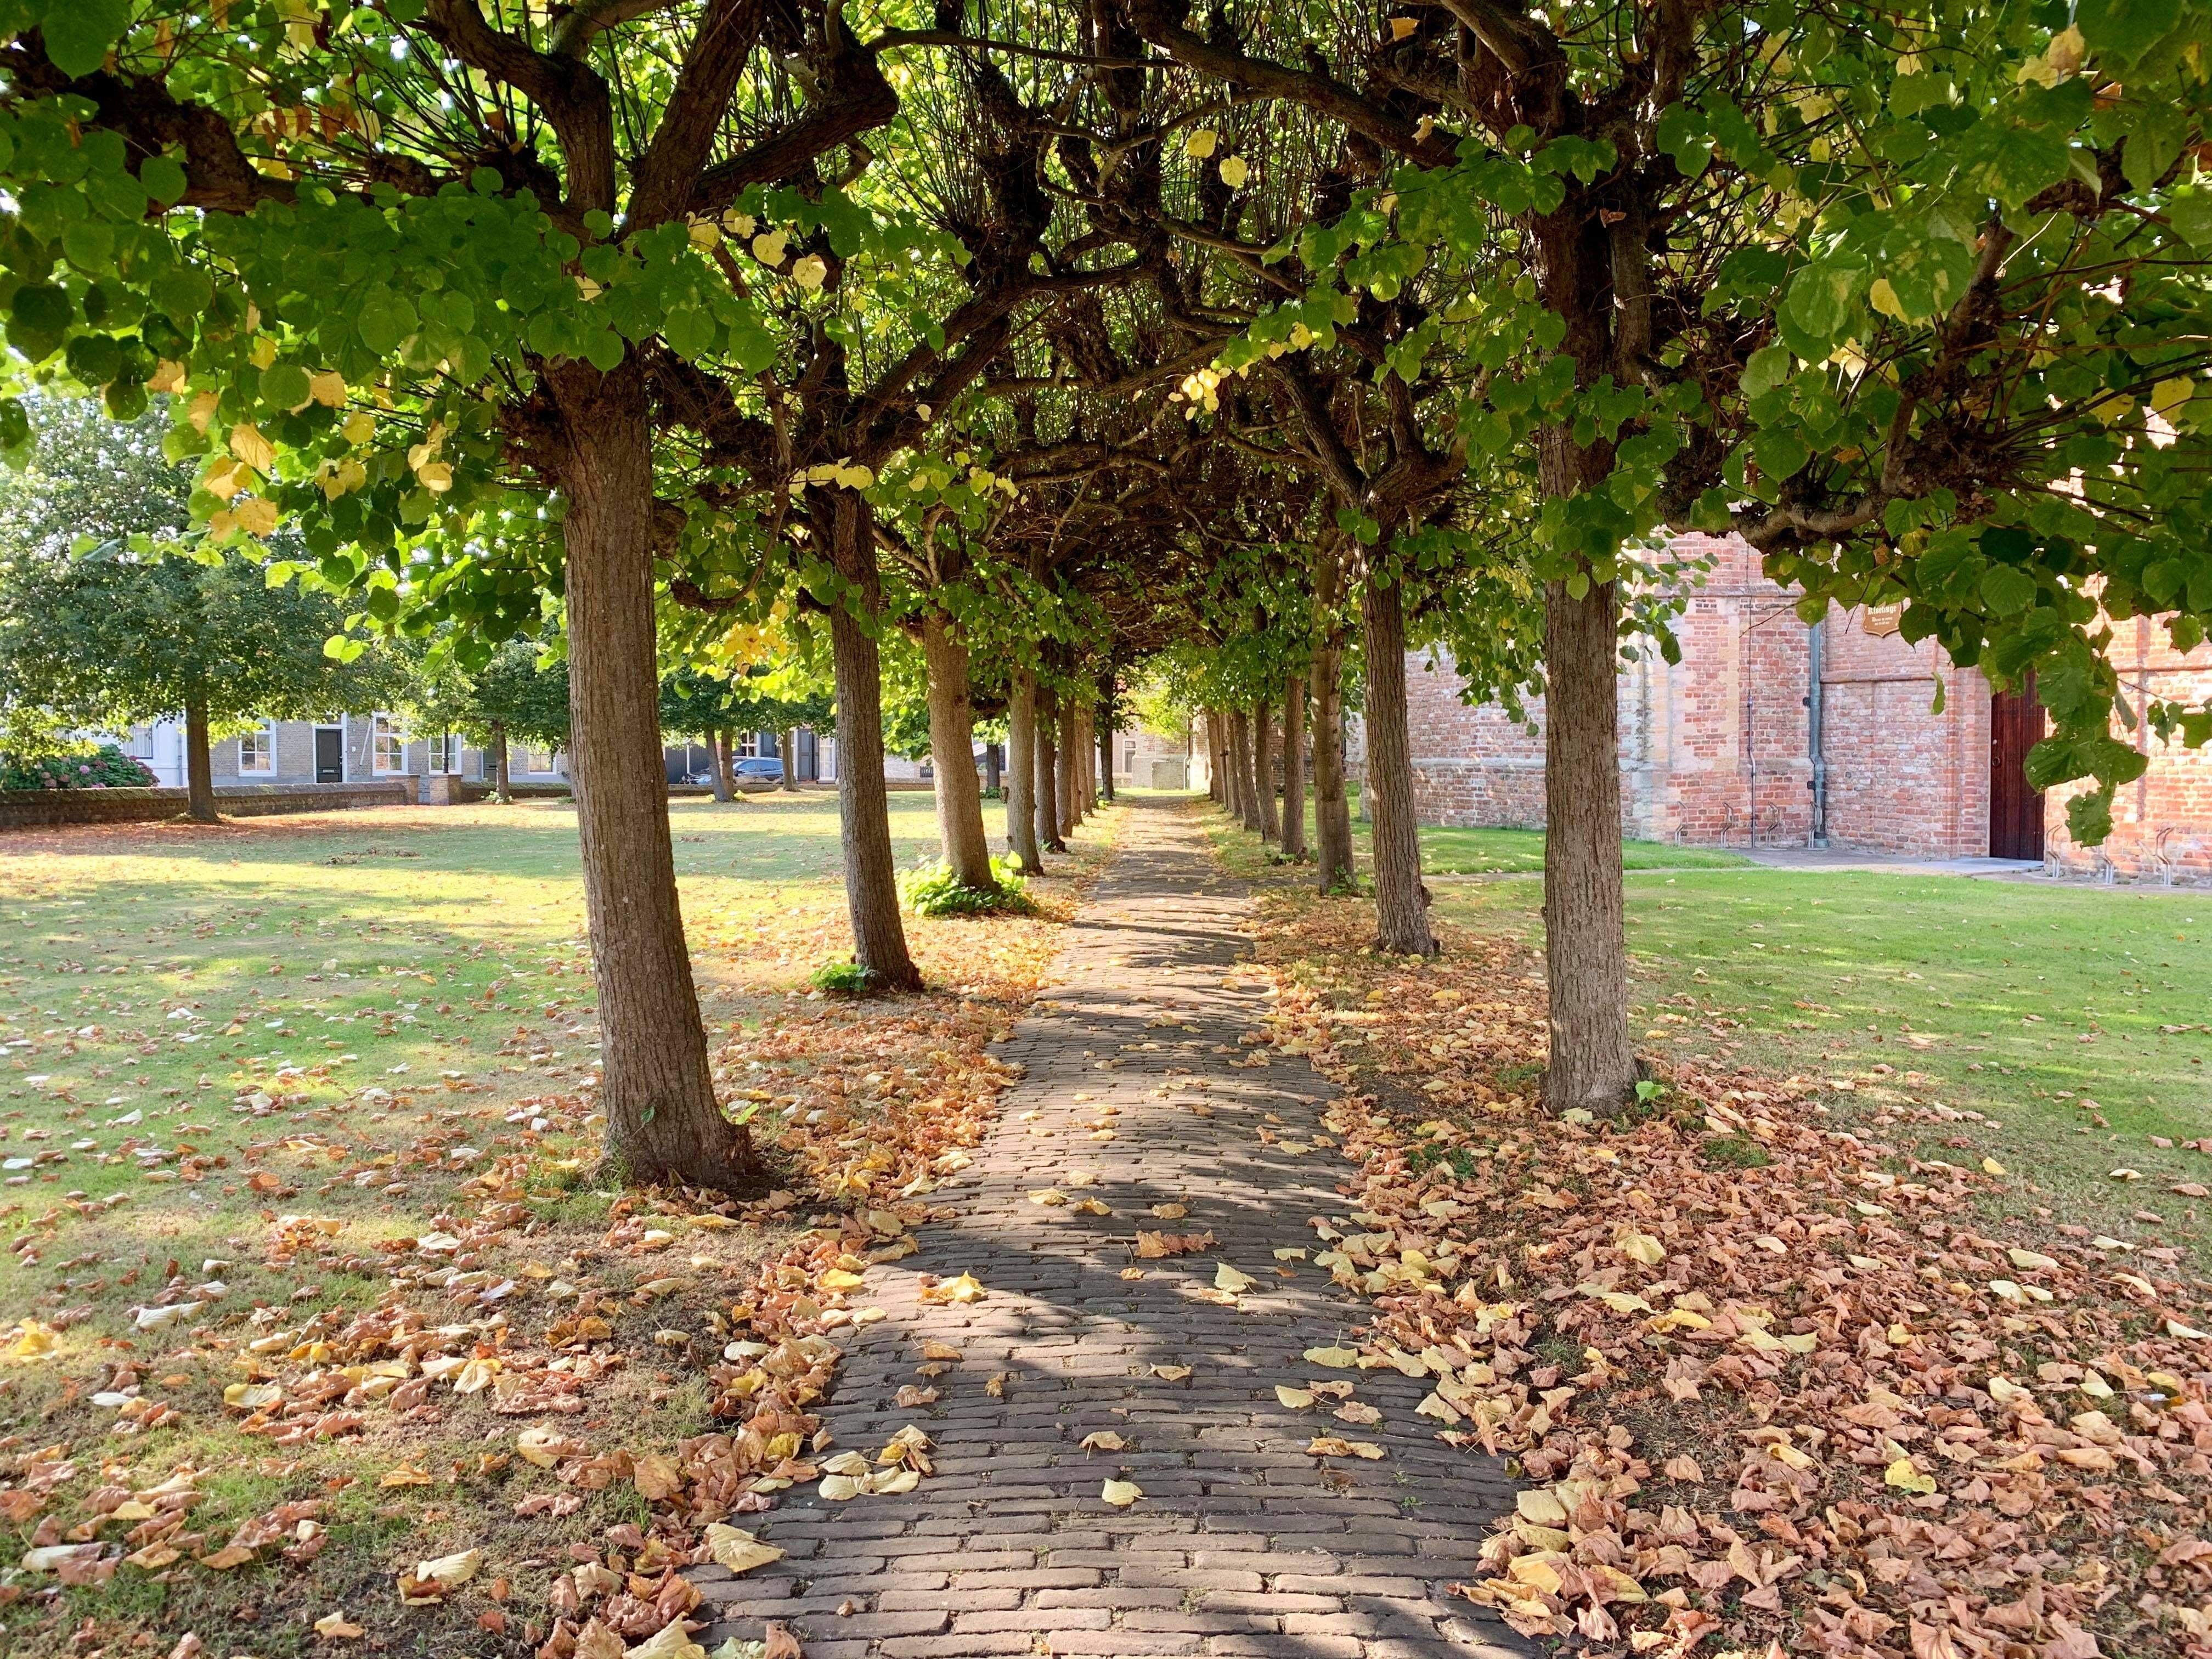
xmin=601 ymin=1121 xmax=771 ymax=1197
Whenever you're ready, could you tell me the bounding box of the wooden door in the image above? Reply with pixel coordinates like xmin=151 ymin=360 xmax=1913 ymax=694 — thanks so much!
xmin=1989 ymin=670 xmax=2046 ymax=860
xmin=314 ymin=727 xmax=342 ymax=783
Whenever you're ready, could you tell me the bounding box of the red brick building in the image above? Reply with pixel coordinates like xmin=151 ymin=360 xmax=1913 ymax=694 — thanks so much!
xmin=1384 ymin=533 xmax=2212 ymax=878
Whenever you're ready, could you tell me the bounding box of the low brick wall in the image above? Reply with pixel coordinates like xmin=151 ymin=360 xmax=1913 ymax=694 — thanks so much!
xmin=0 ymin=781 xmax=413 ymax=829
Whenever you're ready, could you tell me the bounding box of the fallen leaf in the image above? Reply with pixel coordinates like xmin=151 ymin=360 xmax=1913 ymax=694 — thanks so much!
xmin=1100 ymin=1479 xmax=1143 ymax=1507
xmin=1080 ymin=1431 xmax=1127 ymax=1453
xmin=702 ymin=1523 xmax=784 ymax=1575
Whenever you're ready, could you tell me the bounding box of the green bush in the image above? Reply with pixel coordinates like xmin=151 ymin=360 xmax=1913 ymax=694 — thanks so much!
xmin=900 ymin=855 xmax=1035 ymax=918
xmin=2 ymin=743 xmax=158 ymax=791
xmin=809 ymin=960 xmax=880 ymax=995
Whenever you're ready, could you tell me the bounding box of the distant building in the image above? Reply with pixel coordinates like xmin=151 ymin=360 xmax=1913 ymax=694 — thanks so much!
xmin=1365 ymin=532 xmax=2212 ymax=880
xmin=120 ymin=713 xmax=542 ymax=794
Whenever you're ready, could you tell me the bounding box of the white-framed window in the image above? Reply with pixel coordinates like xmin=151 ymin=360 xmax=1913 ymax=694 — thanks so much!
xmin=238 ymin=724 xmax=275 ymax=774
xmin=123 ymin=724 xmax=156 ymax=761
xmin=429 ymin=732 xmax=461 ymax=774
xmin=735 ymin=733 xmax=761 ymax=758
xmin=372 ymin=714 xmax=407 ymax=775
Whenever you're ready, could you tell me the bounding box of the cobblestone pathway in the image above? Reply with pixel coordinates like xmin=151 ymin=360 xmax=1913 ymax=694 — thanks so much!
xmin=696 ymin=799 xmax=1528 ymax=1659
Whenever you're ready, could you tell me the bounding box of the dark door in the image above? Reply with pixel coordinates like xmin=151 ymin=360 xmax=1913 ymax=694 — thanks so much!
xmin=314 ymin=727 xmax=342 ymax=783
xmin=1989 ymin=670 xmax=2046 ymax=860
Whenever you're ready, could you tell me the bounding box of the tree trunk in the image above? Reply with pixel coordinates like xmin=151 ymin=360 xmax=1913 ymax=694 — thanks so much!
xmin=182 ymin=692 xmax=218 ymax=823
xmin=1096 ymin=678 xmax=1116 ymax=802
xmin=708 ymin=731 xmax=735 ymax=803
xmin=1035 ymin=686 xmax=1066 ymax=853
xmin=491 ymin=720 xmax=512 ymax=804
xmin=1362 ymin=574 xmax=1435 ymax=955
xmin=1205 ymin=710 xmax=1224 ymax=802
xmin=1280 ymin=674 xmax=1307 ymax=861
xmin=1078 ymin=705 xmax=1098 ymax=814
xmin=1311 ymin=641 xmax=1356 ymax=891
xmin=985 ymin=742 xmax=1002 ymax=797
xmin=1543 ymin=575 xmax=1635 ymax=1114
xmin=777 ymin=727 xmax=798 ymax=791
xmin=1253 ymin=697 xmax=1280 ymax=842
xmin=1227 ymin=710 xmax=1258 ymax=831
xmin=551 ymin=360 xmax=761 ymax=1193
xmin=1057 ymin=696 xmax=1080 ymax=832
xmin=918 ymin=609 xmax=996 ymax=890
xmin=1007 ymin=664 xmax=1043 ymax=871
xmin=822 ymin=487 xmax=922 ymax=990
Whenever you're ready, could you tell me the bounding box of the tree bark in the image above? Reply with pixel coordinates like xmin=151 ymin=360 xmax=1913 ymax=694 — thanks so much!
xmin=490 ymin=720 xmax=512 ymax=804
xmin=777 ymin=727 xmax=798 ymax=791
xmin=1035 ymin=685 xmax=1066 ymax=853
xmin=1311 ymin=647 xmax=1356 ymax=890
xmin=1078 ymin=704 xmax=1098 ymax=814
xmin=1006 ymin=664 xmax=1043 ymax=871
xmin=1280 ymin=673 xmax=1307 ymax=861
xmin=1205 ymin=710 xmax=1225 ymax=803
xmin=1057 ymin=695 xmax=1080 ymax=832
xmin=822 ymin=487 xmax=922 ymax=990
xmin=182 ymin=692 xmax=218 ymax=823
xmin=985 ymin=741 xmax=1002 ymax=797
xmin=1253 ymin=697 xmax=1280 ymax=842
xmin=1543 ymin=575 xmax=1635 ymax=1114
xmin=1362 ymin=574 xmax=1435 ymax=955
xmin=1096 ymin=678 xmax=1116 ymax=802
xmin=1227 ymin=709 xmax=1259 ymax=831
xmin=551 ymin=360 xmax=762 ymax=1193
xmin=708 ymin=730 xmax=735 ymax=803
xmin=918 ymin=609 xmax=996 ymax=890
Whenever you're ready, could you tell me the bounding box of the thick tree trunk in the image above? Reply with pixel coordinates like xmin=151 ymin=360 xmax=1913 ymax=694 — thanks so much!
xmin=1253 ymin=698 xmax=1280 ymax=841
xmin=777 ymin=727 xmax=798 ymax=791
xmin=1311 ymin=647 xmax=1356 ymax=891
xmin=985 ymin=742 xmax=1002 ymax=797
xmin=823 ymin=488 xmax=922 ymax=990
xmin=491 ymin=720 xmax=512 ymax=804
xmin=551 ymin=361 xmax=761 ymax=1193
xmin=1096 ymin=679 xmax=1116 ymax=802
xmin=1007 ymin=665 xmax=1043 ymax=871
xmin=1280 ymin=674 xmax=1307 ymax=861
xmin=1079 ymin=705 xmax=1098 ymax=814
xmin=1036 ymin=686 xmax=1066 ymax=853
xmin=1057 ymin=696 xmax=1080 ymax=832
xmin=708 ymin=731 xmax=735 ymax=803
xmin=1362 ymin=575 xmax=1435 ymax=955
xmin=1204 ymin=712 xmax=1221 ymax=802
xmin=1227 ymin=710 xmax=1258 ymax=831
xmin=1543 ymin=574 xmax=1635 ymax=1113
xmin=918 ymin=610 xmax=996 ymax=890
xmin=182 ymin=693 xmax=218 ymax=823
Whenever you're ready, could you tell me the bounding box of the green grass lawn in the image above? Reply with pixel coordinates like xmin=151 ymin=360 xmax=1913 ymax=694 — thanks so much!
xmin=1266 ymin=792 xmax=1751 ymax=873
xmin=1434 ymin=867 xmax=2212 ymax=1255
xmin=0 ymin=785 xmax=1099 ymax=1657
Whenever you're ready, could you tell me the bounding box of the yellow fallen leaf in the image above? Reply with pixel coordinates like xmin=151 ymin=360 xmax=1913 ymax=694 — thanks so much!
xmin=1662 ymin=1455 xmax=1703 ymax=1482
xmin=3 ymin=1320 xmax=60 ymax=1362
xmin=1516 ymin=1489 xmax=1570 ymax=1527
xmin=1617 ymin=1231 xmax=1666 ymax=1266
xmin=2007 ymin=1248 xmax=2058 ymax=1271
xmin=379 ymin=1465 xmax=433 ymax=1488
xmin=1150 ymin=1364 xmax=1191 ymax=1382
xmin=1884 ymin=1458 xmax=1936 ymax=1496
xmin=703 ymin=1523 xmax=785 ymax=1575
xmin=1150 ymin=1203 xmax=1189 ymax=1219
xmin=1303 ymin=1345 xmax=1359 ymax=1368
xmin=938 ymin=1272 xmax=985 ymax=1304
xmin=1071 ymin=1198 xmax=1111 ymax=1216
xmin=1982 ymin=1157 xmax=2007 ymax=1176
xmin=397 ymin=1548 xmax=480 ymax=1601
xmin=1079 ymin=1431 xmax=1127 ymax=1453
xmin=1215 ymin=1262 xmax=1255 ymax=1294
xmin=921 ymin=1340 xmax=963 ymax=1361
xmin=820 ymin=1268 xmax=866 ymax=1292
xmin=624 ymin=1623 xmax=707 ymax=1659
xmin=1276 ymin=1385 xmax=1314 ymax=1408
xmin=313 ymin=1611 xmax=365 ymax=1640
xmin=1101 ymin=1479 xmax=1143 ymax=1507
xmin=1028 ymin=1189 xmax=1069 ymax=1207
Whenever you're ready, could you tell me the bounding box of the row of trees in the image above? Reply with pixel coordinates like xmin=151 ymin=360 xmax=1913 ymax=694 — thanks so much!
xmin=0 ymin=0 xmax=2205 ymax=1190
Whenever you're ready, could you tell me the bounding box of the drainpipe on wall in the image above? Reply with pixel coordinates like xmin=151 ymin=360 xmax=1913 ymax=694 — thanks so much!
xmin=1806 ymin=615 xmax=1828 ymax=847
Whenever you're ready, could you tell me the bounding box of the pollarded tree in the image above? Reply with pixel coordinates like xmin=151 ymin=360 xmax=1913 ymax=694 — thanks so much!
xmin=403 ymin=632 xmax=572 ymax=802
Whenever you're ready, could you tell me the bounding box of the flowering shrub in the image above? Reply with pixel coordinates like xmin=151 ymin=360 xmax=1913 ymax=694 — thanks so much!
xmin=1 ymin=744 xmax=159 ymax=791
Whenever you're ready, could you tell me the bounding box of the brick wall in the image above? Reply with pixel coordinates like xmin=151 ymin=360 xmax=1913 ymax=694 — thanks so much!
xmin=0 ymin=781 xmax=413 ymax=830
xmin=2047 ymin=614 xmax=2212 ymax=878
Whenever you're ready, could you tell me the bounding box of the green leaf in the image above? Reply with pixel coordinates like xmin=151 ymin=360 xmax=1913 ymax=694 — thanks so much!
xmin=139 ymin=155 xmax=187 ymax=207
xmin=1979 ymin=565 xmax=2039 ymax=616
xmin=1655 ymin=104 xmax=1712 ymax=178
xmin=41 ymin=0 xmax=129 ymax=77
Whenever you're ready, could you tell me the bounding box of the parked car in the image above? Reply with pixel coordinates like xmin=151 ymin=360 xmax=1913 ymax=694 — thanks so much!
xmin=734 ymin=756 xmax=785 ymax=782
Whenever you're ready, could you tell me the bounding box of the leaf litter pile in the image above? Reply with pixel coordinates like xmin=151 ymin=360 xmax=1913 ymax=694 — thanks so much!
xmin=1245 ymin=887 xmax=2212 ymax=1659
xmin=0 ymin=830 xmax=1104 ymax=1659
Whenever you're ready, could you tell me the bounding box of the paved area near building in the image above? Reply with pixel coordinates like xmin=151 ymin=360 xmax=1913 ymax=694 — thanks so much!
xmin=693 ymin=798 xmax=1528 ymax=1658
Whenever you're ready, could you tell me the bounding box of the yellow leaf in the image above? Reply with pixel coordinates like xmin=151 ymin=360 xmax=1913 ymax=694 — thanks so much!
xmin=234 ymin=496 xmax=280 ymax=537
xmin=1869 ymin=277 xmax=1905 ymax=319
xmin=751 ymin=229 xmax=789 ymax=264
xmin=2007 ymin=1248 xmax=2057 ymax=1271
xmin=791 ymin=255 xmax=828 ymax=290
xmin=415 ymin=461 xmax=454 ymax=493
xmin=1079 ymin=1430 xmax=1127 ymax=1453
xmin=1618 ymin=1231 xmax=1666 ymax=1266
xmin=342 ymin=411 xmax=377 ymax=444
xmin=229 ymin=423 xmax=276 ymax=472
xmin=1884 ymin=1458 xmax=1936 ymax=1496
xmin=308 ymin=370 xmax=348 ymax=408
xmin=1150 ymin=1364 xmax=1190 ymax=1381
xmin=1276 ymin=1385 xmax=1314 ymax=1408
xmin=1303 ymin=1345 xmax=1359 ymax=1368
xmin=820 ymin=1268 xmax=866 ymax=1292
xmin=1516 ymin=1488 xmax=1570 ymax=1527
xmin=702 ymin=1523 xmax=784 ymax=1575
xmin=940 ymin=1272 xmax=984 ymax=1303
xmin=1218 ymin=155 xmax=1250 ymax=188
xmin=1100 ymin=1479 xmax=1143 ymax=1507
xmin=313 ymin=1612 xmax=366 ymax=1640
xmin=2152 ymin=376 xmax=2197 ymax=419
xmin=624 ymin=1624 xmax=706 ymax=1659
xmin=1982 ymin=1157 xmax=2007 ymax=1176
xmin=1184 ymin=128 xmax=1217 ymax=159
xmin=3 ymin=1320 xmax=60 ymax=1362
xmin=1214 ymin=1262 xmax=1255 ymax=1294
xmin=1390 ymin=15 xmax=1418 ymax=38
xmin=396 ymin=1548 xmax=480 ymax=1602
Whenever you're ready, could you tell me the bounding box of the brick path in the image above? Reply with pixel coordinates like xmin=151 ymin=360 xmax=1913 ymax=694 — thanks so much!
xmin=695 ymin=799 xmax=1530 ymax=1659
